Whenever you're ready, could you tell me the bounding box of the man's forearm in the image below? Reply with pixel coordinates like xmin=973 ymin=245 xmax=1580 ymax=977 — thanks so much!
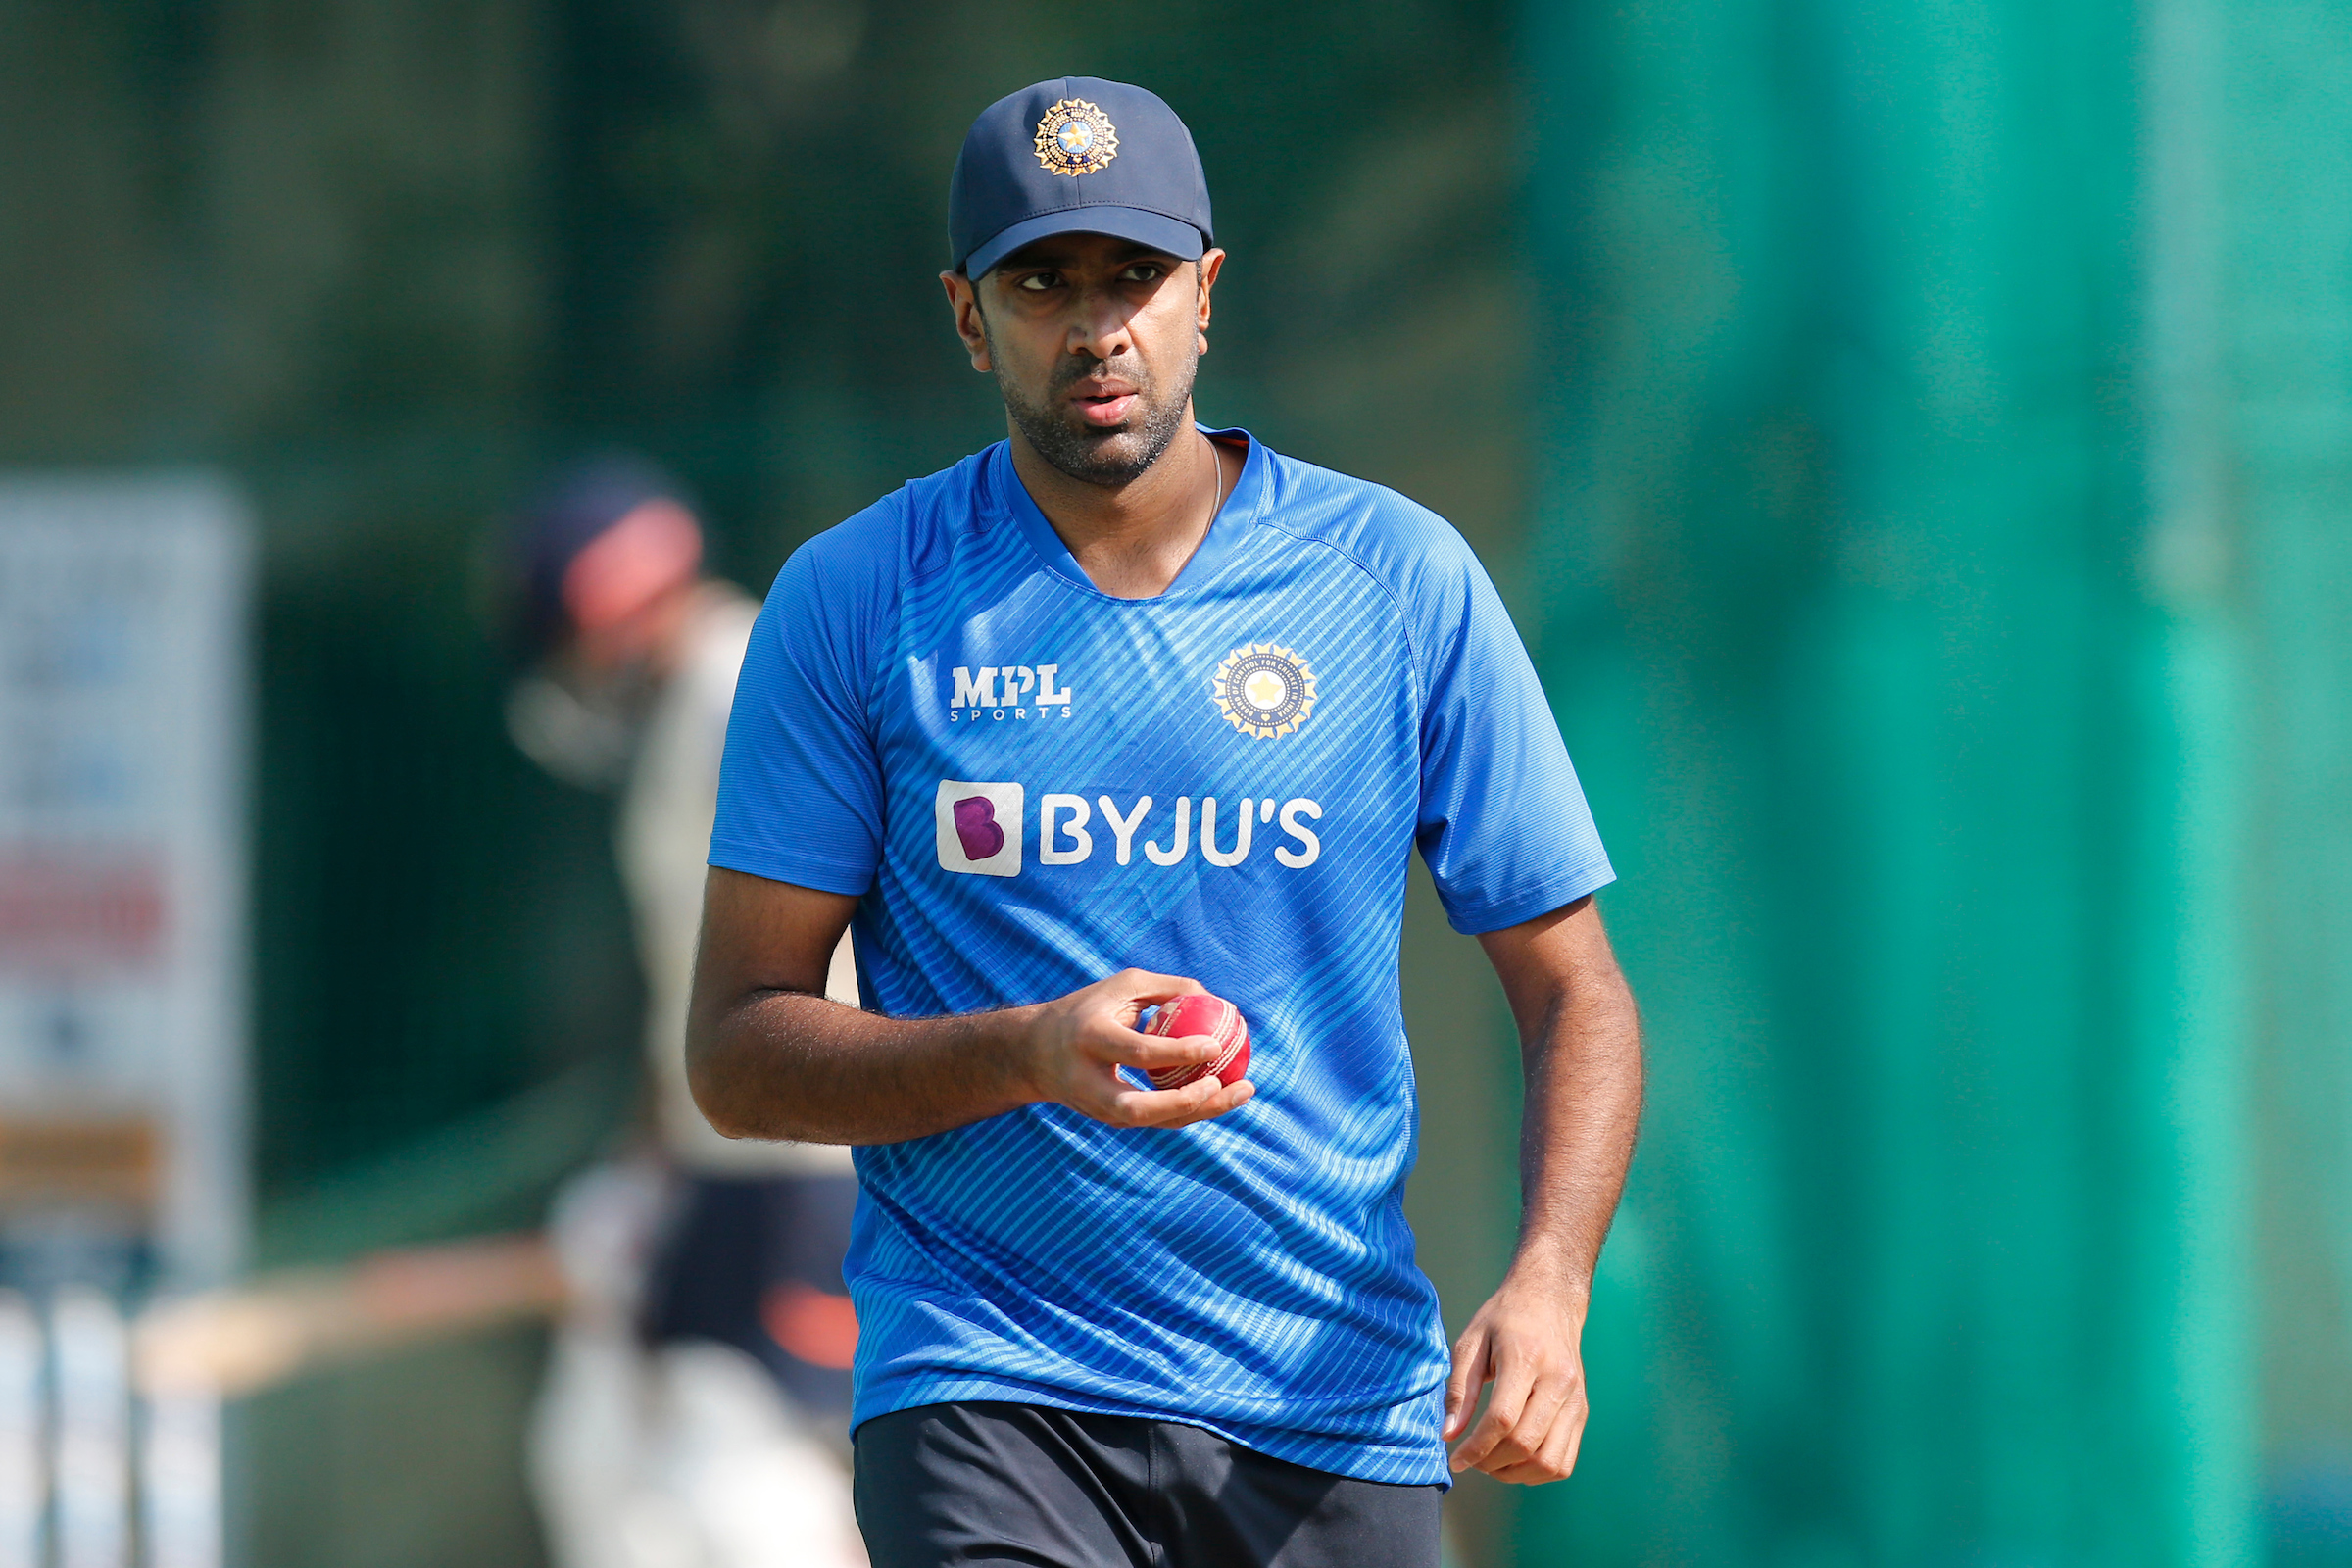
xmin=691 ymin=990 xmax=1042 ymax=1146
xmin=1511 ymin=966 xmax=1642 ymax=1294
xmin=687 ymin=863 xmax=1247 ymax=1144
xmin=1446 ymin=899 xmax=1642 ymax=1481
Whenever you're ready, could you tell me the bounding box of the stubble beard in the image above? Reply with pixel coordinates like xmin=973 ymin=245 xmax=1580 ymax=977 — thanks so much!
xmin=989 ymin=330 xmax=1200 ymax=489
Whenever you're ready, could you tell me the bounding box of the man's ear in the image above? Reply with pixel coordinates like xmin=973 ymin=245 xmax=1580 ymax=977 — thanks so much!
xmin=1194 ymin=249 xmax=1225 ymax=356
xmin=940 ymin=270 xmax=992 ymax=372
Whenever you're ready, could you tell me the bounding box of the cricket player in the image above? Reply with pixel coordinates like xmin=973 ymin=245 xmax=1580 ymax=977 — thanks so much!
xmin=686 ymin=78 xmax=1642 ymax=1567
xmin=502 ymin=458 xmax=864 ymax=1567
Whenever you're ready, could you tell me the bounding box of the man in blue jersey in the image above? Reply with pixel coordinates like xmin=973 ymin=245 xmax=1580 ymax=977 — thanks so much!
xmin=686 ymin=77 xmax=1642 ymax=1567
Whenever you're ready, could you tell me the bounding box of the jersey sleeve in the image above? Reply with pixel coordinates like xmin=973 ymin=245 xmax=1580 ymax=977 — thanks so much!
xmin=708 ymin=510 xmax=897 ymax=895
xmin=1413 ymin=531 xmax=1614 ymax=934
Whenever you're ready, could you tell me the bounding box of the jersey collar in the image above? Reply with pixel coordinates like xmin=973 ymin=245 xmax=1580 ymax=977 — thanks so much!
xmin=988 ymin=424 xmax=1267 ymax=601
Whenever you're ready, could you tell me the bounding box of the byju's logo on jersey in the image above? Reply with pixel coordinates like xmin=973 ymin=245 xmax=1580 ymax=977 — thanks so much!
xmin=936 ymin=780 xmax=1022 ymax=877
xmin=935 ymin=777 xmax=1324 ymax=878
xmin=1212 ymin=644 xmax=1318 ymax=739
xmin=947 ymin=663 xmax=1075 ymax=722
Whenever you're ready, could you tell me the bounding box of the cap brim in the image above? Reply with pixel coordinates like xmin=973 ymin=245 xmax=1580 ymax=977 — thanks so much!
xmin=963 ymin=207 xmax=1207 ymax=279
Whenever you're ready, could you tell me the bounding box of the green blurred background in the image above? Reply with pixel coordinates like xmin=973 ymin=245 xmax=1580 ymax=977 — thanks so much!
xmin=7 ymin=0 xmax=2350 ymax=1561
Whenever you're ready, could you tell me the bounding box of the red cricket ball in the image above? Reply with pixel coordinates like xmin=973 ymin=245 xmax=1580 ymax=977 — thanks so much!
xmin=1144 ymin=993 xmax=1252 ymax=1090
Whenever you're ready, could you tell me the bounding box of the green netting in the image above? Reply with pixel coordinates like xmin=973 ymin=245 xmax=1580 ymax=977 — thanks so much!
xmin=1510 ymin=0 xmax=2267 ymax=1559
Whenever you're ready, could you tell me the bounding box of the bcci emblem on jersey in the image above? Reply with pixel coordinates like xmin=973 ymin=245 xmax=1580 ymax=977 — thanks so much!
xmin=1033 ymin=98 xmax=1118 ymax=176
xmin=1212 ymin=644 xmax=1317 ymax=740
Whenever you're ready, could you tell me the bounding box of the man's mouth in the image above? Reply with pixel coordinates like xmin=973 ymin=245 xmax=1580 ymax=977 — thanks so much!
xmin=1070 ymin=386 xmax=1140 ymax=428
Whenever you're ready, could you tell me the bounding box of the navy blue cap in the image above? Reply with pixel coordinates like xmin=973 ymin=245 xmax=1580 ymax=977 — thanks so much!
xmin=950 ymin=77 xmax=1212 ymax=278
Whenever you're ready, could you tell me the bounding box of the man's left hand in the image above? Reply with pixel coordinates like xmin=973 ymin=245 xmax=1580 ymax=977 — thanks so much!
xmin=1442 ymin=1268 xmax=1590 ymax=1484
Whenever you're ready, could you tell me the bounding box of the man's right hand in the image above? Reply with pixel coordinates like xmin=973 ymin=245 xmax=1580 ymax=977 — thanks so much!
xmin=1019 ymin=968 xmax=1255 ymax=1130
xmin=689 ymin=868 xmax=1254 ymax=1145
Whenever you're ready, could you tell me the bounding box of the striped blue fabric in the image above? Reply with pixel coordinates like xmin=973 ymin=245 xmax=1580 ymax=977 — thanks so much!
xmin=710 ymin=429 xmax=1613 ymax=1485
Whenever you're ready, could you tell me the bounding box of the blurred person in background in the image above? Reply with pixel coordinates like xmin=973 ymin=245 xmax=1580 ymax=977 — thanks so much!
xmin=501 ymin=456 xmax=865 ymax=1568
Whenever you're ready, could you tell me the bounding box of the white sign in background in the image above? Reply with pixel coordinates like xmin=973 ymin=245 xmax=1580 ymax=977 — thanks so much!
xmin=0 ymin=477 xmax=250 ymax=1291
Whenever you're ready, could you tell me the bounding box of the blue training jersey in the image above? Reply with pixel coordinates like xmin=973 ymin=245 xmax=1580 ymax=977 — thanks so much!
xmin=710 ymin=428 xmax=1613 ymax=1485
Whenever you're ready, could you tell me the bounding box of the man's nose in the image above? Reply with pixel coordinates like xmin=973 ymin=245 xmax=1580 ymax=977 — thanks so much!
xmin=1066 ymin=286 xmax=1137 ymax=360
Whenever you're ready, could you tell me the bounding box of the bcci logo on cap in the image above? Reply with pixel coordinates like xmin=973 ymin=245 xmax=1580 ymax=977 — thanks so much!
xmin=1212 ymin=644 xmax=1318 ymax=740
xmin=1033 ymin=98 xmax=1118 ymax=177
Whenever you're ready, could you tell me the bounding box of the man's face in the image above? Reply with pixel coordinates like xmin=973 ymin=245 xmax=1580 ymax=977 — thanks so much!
xmin=944 ymin=233 xmax=1224 ymax=488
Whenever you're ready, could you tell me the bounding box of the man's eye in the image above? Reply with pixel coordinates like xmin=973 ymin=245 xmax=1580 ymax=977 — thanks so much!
xmin=1123 ymin=264 xmax=1165 ymax=282
xmin=1015 ymin=271 xmax=1059 ymax=292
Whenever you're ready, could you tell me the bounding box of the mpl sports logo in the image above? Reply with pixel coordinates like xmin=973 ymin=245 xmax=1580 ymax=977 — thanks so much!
xmin=935 ymin=780 xmax=1322 ymax=878
xmin=947 ymin=663 xmax=1074 ymax=723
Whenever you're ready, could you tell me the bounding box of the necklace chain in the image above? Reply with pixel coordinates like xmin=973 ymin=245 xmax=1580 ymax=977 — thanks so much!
xmin=1200 ymin=431 xmax=1226 ymax=535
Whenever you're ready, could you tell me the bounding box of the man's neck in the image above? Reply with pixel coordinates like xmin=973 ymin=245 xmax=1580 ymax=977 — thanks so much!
xmin=1007 ymin=409 xmax=1244 ymax=600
